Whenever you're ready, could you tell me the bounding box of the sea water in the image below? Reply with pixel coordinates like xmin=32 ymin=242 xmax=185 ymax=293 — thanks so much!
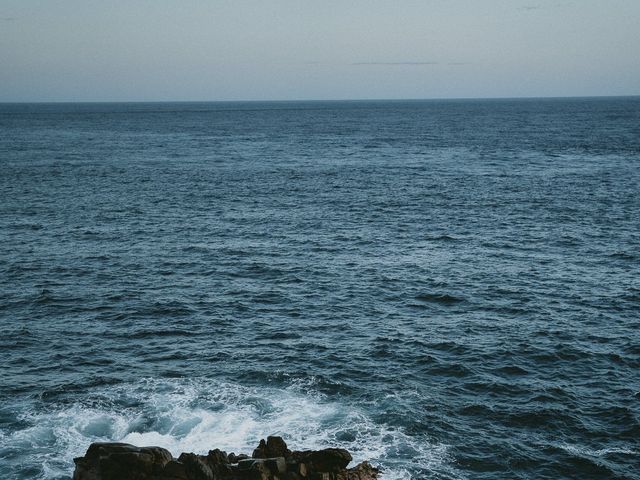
xmin=0 ymin=98 xmax=639 ymax=479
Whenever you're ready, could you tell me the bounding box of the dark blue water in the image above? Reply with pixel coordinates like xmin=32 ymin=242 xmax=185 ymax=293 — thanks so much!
xmin=1 ymin=98 xmax=639 ymax=480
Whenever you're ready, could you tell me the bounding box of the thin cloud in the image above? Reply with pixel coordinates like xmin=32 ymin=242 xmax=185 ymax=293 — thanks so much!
xmin=519 ymin=5 xmax=542 ymax=11
xmin=2 ymin=17 xmax=17 ymax=21
xmin=352 ymin=62 xmax=439 ymax=66
xmin=519 ymin=1 xmax=575 ymax=11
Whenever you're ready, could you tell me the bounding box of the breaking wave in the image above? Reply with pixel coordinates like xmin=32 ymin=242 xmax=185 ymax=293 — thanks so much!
xmin=0 ymin=378 xmax=460 ymax=480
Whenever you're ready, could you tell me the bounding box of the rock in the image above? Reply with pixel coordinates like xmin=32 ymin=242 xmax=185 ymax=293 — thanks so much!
xmin=340 ymin=461 xmax=380 ymax=480
xmin=252 ymin=439 xmax=268 ymax=459
xmin=73 ymin=443 xmax=173 ymax=480
xmin=228 ymin=453 xmax=249 ymax=464
xmin=207 ymin=449 xmax=233 ymax=477
xmin=177 ymin=453 xmax=214 ymax=480
xmin=207 ymin=449 xmax=229 ymax=466
xmin=309 ymin=474 xmax=330 ymax=480
xmin=237 ymin=460 xmax=272 ymax=480
xmin=237 ymin=457 xmax=285 ymax=475
xmin=305 ymin=448 xmax=353 ymax=472
xmin=265 ymin=436 xmax=291 ymax=458
xmin=264 ymin=457 xmax=287 ymax=474
xmin=238 ymin=458 xmax=257 ymax=470
xmin=160 ymin=460 xmax=189 ymax=480
xmin=73 ymin=438 xmax=378 ymax=480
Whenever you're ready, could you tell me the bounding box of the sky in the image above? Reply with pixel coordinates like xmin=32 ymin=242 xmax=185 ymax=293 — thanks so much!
xmin=1 ymin=0 xmax=639 ymax=102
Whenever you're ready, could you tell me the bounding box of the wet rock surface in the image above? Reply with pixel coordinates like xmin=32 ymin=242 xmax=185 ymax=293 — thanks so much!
xmin=73 ymin=436 xmax=380 ymax=480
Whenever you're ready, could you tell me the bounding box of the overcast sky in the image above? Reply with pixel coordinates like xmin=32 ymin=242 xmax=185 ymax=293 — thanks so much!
xmin=1 ymin=0 xmax=639 ymax=101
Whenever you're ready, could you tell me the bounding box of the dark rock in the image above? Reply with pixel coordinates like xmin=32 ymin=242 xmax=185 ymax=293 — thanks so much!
xmin=265 ymin=436 xmax=291 ymax=458
xmin=207 ymin=448 xmax=234 ymax=477
xmin=177 ymin=453 xmax=214 ymax=480
xmin=207 ymin=449 xmax=229 ymax=466
xmin=309 ymin=474 xmax=330 ymax=480
xmin=237 ymin=457 xmax=285 ymax=475
xmin=72 ymin=438 xmax=378 ymax=480
xmin=336 ymin=461 xmax=380 ymax=480
xmin=240 ymin=460 xmax=271 ymax=480
xmin=296 ymin=462 xmax=308 ymax=477
xmin=306 ymin=448 xmax=352 ymax=472
xmin=73 ymin=443 xmax=173 ymax=480
xmin=264 ymin=457 xmax=287 ymax=474
xmin=238 ymin=459 xmax=257 ymax=470
xmin=160 ymin=460 xmax=189 ymax=480
xmin=252 ymin=439 xmax=267 ymax=459
xmin=228 ymin=453 xmax=250 ymax=464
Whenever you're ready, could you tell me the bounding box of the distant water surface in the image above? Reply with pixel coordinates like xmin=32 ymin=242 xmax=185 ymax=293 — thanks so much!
xmin=0 ymin=98 xmax=639 ymax=479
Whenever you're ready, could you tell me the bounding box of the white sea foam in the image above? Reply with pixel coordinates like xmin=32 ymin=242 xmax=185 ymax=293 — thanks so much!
xmin=558 ymin=443 xmax=639 ymax=458
xmin=2 ymin=378 xmax=459 ymax=480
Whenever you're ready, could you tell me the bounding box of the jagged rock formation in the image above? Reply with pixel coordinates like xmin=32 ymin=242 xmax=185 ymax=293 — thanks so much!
xmin=73 ymin=436 xmax=380 ymax=480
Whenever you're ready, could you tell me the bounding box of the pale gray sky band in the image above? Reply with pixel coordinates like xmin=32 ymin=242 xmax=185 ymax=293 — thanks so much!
xmin=1 ymin=0 xmax=638 ymax=101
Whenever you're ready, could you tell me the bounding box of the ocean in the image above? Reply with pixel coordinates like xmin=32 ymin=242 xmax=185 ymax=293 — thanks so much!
xmin=0 ymin=98 xmax=638 ymax=479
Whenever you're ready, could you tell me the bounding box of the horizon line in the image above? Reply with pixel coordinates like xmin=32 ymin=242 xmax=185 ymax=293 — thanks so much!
xmin=1 ymin=94 xmax=639 ymax=105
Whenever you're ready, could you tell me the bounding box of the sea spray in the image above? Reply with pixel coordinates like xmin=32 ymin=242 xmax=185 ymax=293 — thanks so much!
xmin=1 ymin=378 xmax=456 ymax=480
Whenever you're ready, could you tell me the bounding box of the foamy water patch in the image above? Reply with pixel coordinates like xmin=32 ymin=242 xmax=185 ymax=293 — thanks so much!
xmin=558 ymin=443 xmax=639 ymax=458
xmin=1 ymin=378 xmax=460 ymax=480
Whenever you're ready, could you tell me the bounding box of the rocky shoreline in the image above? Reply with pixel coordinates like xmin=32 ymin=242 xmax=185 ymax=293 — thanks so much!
xmin=73 ymin=436 xmax=380 ymax=480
